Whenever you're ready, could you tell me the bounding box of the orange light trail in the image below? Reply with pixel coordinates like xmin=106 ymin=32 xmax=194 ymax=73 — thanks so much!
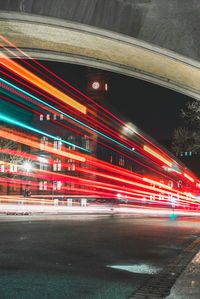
xmin=0 ymin=129 xmax=85 ymax=163
xmin=0 ymin=160 xmax=199 ymax=207
xmin=0 ymin=51 xmax=87 ymax=114
xmin=0 ymin=145 xmax=198 ymax=206
xmin=18 ymin=167 xmax=200 ymax=206
xmin=0 ymin=34 xmax=196 ymax=175
xmin=1 ymin=37 xmax=200 ymax=210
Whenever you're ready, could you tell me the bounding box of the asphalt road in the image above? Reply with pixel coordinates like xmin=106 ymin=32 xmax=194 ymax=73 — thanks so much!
xmin=0 ymin=214 xmax=200 ymax=299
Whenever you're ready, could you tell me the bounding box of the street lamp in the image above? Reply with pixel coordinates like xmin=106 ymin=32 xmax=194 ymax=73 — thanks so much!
xmin=22 ymin=161 xmax=33 ymax=172
xmin=122 ymin=122 xmax=137 ymax=136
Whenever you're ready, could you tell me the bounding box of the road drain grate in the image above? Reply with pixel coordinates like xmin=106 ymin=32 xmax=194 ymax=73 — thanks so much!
xmin=129 ymin=237 xmax=200 ymax=299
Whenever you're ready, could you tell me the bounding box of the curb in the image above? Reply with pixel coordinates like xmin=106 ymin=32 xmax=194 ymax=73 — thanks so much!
xmin=128 ymin=236 xmax=200 ymax=298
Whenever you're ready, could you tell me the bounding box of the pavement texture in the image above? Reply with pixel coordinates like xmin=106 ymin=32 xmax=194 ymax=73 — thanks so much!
xmin=129 ymin=235 xmax=200 ymax=298
xmin=0 ymin=215 xmax=200 ymax=298
xmin=166 ymin=249 xmax=200 ymax=299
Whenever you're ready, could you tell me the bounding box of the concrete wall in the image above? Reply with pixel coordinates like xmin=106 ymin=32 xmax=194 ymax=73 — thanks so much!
xmin=0 ymin=0 xmax=200 ymax=61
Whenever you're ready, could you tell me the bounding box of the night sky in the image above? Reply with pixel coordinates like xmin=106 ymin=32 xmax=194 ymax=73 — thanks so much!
xmin=38 ymin=60 xmax=192 ymax=149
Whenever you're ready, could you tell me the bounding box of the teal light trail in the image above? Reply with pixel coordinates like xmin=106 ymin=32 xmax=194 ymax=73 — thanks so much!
xmin=0 ymin=113 xmax=89 ymax=152
xmin=0 ymin=78 xmax=150 ymax=161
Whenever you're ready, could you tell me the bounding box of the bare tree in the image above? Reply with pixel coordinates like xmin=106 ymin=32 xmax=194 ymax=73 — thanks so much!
xmin=172 ymin=127 xmax=200 ymax=155
xmin=172 ymin=100 xmax=200 ymax=154
xmin=181 ymin=100 xmax=200 ymax=128
xmin=0 ymin=138 xmax=24 ymax=172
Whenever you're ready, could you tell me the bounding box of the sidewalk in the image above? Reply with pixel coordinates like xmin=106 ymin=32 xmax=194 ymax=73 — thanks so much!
xmin=166 ymin=250 xmax=200 ymax=299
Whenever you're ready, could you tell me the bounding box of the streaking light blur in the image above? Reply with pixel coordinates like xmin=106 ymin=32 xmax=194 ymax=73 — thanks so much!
xmin=143 ymin=145 xmax=172 ymax=167
xmin=0 ymin=51 xmax=87 ymax=114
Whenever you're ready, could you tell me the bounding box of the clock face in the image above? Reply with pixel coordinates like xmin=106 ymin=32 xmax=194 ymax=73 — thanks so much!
xmin=92 ymin=81 xmax=100 ymax=89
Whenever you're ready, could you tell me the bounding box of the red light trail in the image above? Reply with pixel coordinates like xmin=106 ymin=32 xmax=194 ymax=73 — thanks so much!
xmin=0 ymin=51 xmax=87 ymax=114
xmin=0 ymin=35 xmax=199 ymax=213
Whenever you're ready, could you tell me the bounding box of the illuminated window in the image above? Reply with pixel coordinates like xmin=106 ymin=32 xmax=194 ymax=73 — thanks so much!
xmin=53 ymin=159 xmax=61 ymax=171
xmin=40 ymin=114 xmax=43 ymax=121
xmin=40 ymin=162 xmax=48 ymax=171
xmin=86 ymin=138 xmax=90 ymax=150
xmin=52 ymin=181 xmax=62 ymax=190
xmin=67 ymin=159 xmax=75 ymax=171
xmin=185 ymin=152 xmax=188 ymax=156
xmin=60 ymin=114 xmax=63 ymax=120
xmin=53 ymin=114 xmax=57 ymax=120
xmin=150 ymin=194 xmax=155 ymax=201
xmin=67 ymin=160 xmax=71 ymax=171
xmin=53 ymin=140 xmax=57 ymax=150
xmin=46 ymin=114 xmax=50 ymax=120
xmin=168 ymin=180 xmax=173 ymax=188
xmin=39 ymin=181 xmax=47 ymax=190
xmin=44 ymin=181 xmax=47 ymax=190
xmin=81 ymin=135 xmax=89 ymax=150
xmin=119 ymin=156 xmax=125 ymax=167
xmin=58 ymin=161 xmax=61 ymax=171
xmin=58 ymin=140 xmax=62 ymax=150
xmin=67 ymin=136 xmax=75 ymax=150
xmin=39 ymin=181 xmax=43 ymax=190
xmin=57 ymin=181 xmax=62 ymax=190
xmin=105 ymin=83 xmax=108 ymax=91
xmin=54 ymin=137 xmax=62 ymax=150
xmin=40 ymin=136 xmax=48 ymax=150
xmin=10 ymin=164 xmax=17 ymax=172
xmin=52 ymin=181 xmax=56 ymax=190
xmin=0 ymin=162 xmax=4 ymax=172
xmin=71 ymin=163 xmax=75 ymax=171
xmin=177 ymin=180 xmax=182 ymax=188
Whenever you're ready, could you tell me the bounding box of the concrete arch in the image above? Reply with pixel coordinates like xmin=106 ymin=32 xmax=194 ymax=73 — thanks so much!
xmin=0 ymin=11 xmax=200 ymax=100
xmin=1 ymin=0 xmax=200 ymax=61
